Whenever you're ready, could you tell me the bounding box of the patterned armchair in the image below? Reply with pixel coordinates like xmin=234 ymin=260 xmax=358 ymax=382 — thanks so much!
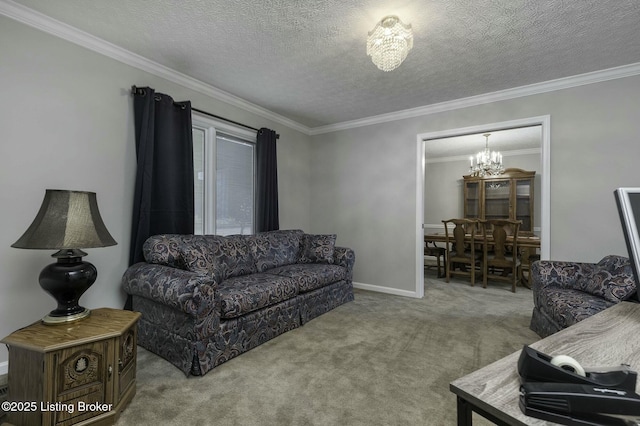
xmin=530 ymin=255 xmax=637 ymax=338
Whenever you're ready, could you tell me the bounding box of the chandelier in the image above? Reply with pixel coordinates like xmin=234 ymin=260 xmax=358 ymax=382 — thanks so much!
xmin=469 ymin=133 xmax=504 ymax=177
xmin=366 ymin=15 xmax=413 ymax=72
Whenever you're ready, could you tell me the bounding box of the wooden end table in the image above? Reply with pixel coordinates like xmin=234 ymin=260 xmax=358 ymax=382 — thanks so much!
xmin=1 ymin=308 xmax=141 ymax=426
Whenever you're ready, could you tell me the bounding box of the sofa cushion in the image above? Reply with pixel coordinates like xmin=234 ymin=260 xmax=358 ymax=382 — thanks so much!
xmin=180 ymin=235 xmax=256 ymax=282
xmin=143 ymin=234 xmax=187 ymax=268
xmin=537 ymin=287 xmax=615 ymax=329
xmin=217 ymin=273 xmax=298 ymax=319
xmin=266 ymin=264 xmax=347 ymax=292
xmin=248 ymin=230 xmax=304 ymax=273
xmin=576 ymin=255 xmax=636 ymax=303
xmin=298 ymin=234 xmax=336 ymax=264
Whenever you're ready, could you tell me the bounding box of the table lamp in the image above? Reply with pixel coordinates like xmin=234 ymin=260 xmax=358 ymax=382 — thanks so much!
xmin=11 ymin=189 xmax=117 ymax=324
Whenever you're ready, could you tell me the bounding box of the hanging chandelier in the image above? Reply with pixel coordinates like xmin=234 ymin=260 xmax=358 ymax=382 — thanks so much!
xmin=469 ymin=133 xmax=504 ymax=177
xmin=366 ymin=15 xmax=413 ymax=72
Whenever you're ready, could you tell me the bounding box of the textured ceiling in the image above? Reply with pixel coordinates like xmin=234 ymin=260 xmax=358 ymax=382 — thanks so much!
xmin=8 ymin=0 xmax=640 ymax=128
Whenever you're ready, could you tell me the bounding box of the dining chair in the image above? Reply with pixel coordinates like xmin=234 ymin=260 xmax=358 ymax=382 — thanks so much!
xmin=442 ymin=218 xmax=482 ymax=286
xmin=424 ymin=240 xmax=446 ymax=278
xmin=481 ymin=219 xmax=522 ymax=292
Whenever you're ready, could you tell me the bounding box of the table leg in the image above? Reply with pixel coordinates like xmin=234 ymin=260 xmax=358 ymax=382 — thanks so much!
xmin=457 ymin=396 xmax=473 ymax=426
xmin=456 ymin=395 xmax=514 ymax=426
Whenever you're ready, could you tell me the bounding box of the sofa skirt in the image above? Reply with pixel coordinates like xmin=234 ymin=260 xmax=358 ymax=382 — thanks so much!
xmin=299 ymin=279 xmax=354 ymax=324
xmin=136 ymin=314 xmax=196 ymax=375
xmin=133 ymin=280 xmax=354 ymax=376
xmin=529 ymin=306 xmax=562 ymax=338
xmin=196 ymin=296 xmax=301 ymax=375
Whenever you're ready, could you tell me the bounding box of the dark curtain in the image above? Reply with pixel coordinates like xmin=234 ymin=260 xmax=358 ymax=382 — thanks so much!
xmin=256 ymin=128 xmax=279 ymax=232
xmin=129 ymin=87 xmax=194 ymax=267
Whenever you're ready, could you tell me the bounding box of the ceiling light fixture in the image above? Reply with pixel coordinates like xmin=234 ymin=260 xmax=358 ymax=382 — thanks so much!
xmin=366 ymin=15 xmax=413 ymax=72
xmin=469 ymin=133 xmax=505 ymax=177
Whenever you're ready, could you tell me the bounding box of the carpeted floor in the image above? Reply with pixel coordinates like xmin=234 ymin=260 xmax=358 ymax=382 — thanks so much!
xmin=115 ymin=274 xmax=540 ymax=425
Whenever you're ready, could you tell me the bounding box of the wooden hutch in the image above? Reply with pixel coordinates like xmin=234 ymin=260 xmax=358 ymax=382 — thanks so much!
xmin=463 ymin=168 xmax=536 ymax=235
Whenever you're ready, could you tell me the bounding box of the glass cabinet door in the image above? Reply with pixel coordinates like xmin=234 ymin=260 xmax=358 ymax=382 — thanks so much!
xmin=484 ymin=180 xmax=510 ymax=220
xmin=515 ymin=178 xmax=533 ymax=233
xmin=464 ymin=182 xmax=480 ymax=219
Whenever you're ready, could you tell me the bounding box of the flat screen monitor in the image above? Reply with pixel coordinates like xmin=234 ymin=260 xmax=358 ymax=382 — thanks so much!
xmin=614 ymin=188 xmax=640 ymax=295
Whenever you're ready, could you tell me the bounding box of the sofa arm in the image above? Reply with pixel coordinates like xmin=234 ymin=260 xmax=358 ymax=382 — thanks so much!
xmin=122 ymin=262 xmax=218 ymax=319
xmin=531 ymin=260 xmax=597 ymax=292
xmin=333 ymin=247 xmax=355 ymax=280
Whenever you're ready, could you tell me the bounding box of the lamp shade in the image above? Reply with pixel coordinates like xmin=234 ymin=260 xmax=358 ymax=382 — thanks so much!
xmin=12 ymin=189 xmax=117 ymax=250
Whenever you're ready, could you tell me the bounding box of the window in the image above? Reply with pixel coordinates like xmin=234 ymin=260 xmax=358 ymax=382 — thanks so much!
xmin=192 ymin=114 xmax=256 ymax=235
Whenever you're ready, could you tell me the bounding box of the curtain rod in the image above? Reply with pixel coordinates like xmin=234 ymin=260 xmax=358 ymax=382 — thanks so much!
xmin=131 ymin=86 xmax=279 ymax=139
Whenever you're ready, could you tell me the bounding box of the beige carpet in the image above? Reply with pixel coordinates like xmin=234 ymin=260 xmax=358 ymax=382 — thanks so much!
xmin=116 ymin=274 xmax=540 ymax=425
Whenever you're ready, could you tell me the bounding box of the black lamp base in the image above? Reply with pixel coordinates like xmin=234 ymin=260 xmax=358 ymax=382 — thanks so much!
xmin=39 ymin=249 xmax=97 ymax=325
xmin=42 ymin=307 xmax=91 ymax=324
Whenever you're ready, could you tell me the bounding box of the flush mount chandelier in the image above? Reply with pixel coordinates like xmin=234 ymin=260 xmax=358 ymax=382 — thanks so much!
xmin=469 ymin=133 xmax=505 ymax=177
xmin=366 ymin=15 xmax=413 ymax=72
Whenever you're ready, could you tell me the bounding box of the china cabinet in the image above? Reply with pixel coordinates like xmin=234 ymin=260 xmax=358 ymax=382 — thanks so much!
xmin=463 ymin=168 xmax=535 ymax=235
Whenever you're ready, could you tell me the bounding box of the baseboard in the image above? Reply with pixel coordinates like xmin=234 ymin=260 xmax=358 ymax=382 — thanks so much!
xmin=353 ymin=282 xmax=421 ymax=298
xmin=0 ymin=362 xmax=7 ymax=376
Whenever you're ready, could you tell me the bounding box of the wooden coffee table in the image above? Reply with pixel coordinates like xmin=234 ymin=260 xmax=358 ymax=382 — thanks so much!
xmin=450 ymin=301 xmax=640 ymax=425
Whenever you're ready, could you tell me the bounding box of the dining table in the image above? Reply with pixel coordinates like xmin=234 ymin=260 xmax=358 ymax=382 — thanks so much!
xmin=424 ymin=232 xmax=541 ymax=288
xmin=424 ymin=232 xmax=541 ymax=249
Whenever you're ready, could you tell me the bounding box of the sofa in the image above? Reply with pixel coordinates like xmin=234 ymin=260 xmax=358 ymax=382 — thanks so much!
xmin=122 ymin=229 xmax=355 ymax=376
xmin=529 ymin=255 xmax=637 ymax=338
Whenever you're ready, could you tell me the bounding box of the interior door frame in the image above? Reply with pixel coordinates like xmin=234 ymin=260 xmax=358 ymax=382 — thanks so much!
xmin=415 ymin=115 xmax=551 ymax=298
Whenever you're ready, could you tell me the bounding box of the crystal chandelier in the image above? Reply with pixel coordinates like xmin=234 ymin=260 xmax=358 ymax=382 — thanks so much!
xmin=366 ymin=16 xmax=413 ymax=72
xmin=469 ymin=133 xmax=504 ymax=177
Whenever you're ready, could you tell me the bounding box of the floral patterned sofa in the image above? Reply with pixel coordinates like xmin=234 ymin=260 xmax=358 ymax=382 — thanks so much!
xmin=529 ymin=255 xmax=637 ymax=338
xmin=122 ymin=229 xmax=355 ymax=376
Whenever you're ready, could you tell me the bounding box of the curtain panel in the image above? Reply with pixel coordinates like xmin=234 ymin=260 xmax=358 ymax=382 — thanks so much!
xmin=256 ymin=128 xmax=280 ymax=232
xmin=129 ymin=87 xmax=194 ymax=266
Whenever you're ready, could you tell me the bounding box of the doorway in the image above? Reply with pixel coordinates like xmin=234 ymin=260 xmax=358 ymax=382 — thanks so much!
xmin=415 ymin=116 xmax=551 ymax=298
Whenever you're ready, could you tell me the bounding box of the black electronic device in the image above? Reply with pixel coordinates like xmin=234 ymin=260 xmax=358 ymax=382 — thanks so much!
xmin=614 ymin=188 xmax=640 ymax=302
xmin=520 ymin=382 xmax=640 ymax=426
xmin=518 ymin=345 xmax=637 ymax=391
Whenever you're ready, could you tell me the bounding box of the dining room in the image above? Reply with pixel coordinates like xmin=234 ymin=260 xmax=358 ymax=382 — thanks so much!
xmin=421 ymin=124 xmax=545 ymax=291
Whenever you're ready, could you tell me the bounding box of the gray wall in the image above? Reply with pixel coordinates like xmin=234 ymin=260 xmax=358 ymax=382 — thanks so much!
xmin=424 ymin=159 xmax=466 ymax=230
xmin=0 ymin=17 xmax=312 ymax=369
xmin=310 ymin=75 xmax=640 ymax=294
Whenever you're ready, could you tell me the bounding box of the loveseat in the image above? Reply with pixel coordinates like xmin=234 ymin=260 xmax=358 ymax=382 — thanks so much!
xmin=529 ymin=255 xmax=637 ymax=338
xmin=122 ymin=229 xmax=355 ymax=376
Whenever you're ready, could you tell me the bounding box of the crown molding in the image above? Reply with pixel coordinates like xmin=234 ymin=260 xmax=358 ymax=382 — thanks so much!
xmin=3 ymin=0 xmax=640 ymax=138
xmin=309 ymin=62 xmax=640 ymax=135
xmin=426 ymin=148 xmax=541 ymax=164
xmin=0 ymin=0 xmax=312 ymax=135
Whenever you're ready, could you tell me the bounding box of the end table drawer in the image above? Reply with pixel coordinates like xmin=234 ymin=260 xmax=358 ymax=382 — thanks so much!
xmin=55 ymin=343 xmax=107 ymax=397
xmin=54 ymin=342 xmax=108 ymax=426
xmin=54 ymin=384 xmax=105 ymax=426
